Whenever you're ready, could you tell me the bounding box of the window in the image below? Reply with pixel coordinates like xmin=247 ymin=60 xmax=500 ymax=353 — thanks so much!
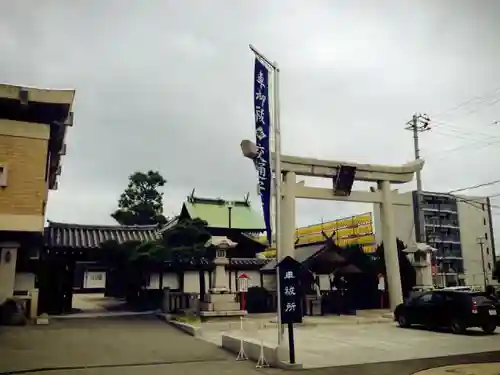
xmin=484 ymin=218 xmax=487 ymax=225
xmin=431 ymin=293 xmax=447 ymax=303
xmin=481 ymin=204 xmax=485 ymax=211
xmin=485 ymin=233 xmax=488 ymax=240
xmin=417 ymin=293 xmax=433 ymax=304
xmin=488 ymin=263 xmax=492 ymax=271
xmin=486 ymin=247 xmax=490 ymax=255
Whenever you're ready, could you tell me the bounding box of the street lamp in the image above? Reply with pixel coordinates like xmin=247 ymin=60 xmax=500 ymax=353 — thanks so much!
xmin=227 ymin=201 xmax=235 ymax=230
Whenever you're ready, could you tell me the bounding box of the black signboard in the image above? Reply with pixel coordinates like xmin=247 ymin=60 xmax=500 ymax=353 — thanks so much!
xmin=277 ymin=256 xmax=303 ymax=324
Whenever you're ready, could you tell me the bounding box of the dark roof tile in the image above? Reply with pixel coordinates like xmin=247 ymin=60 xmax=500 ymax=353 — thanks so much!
xmin=45 ymin=222 xmax=159 ymax=249
xmin=230 ymin=258 xmax=270 ymax=266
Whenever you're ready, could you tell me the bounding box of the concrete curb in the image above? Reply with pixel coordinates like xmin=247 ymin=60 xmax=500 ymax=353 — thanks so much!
xmin=169 ymin=320 xmax=201 ymax=337
xmin=221 ymin=334 xmax=303 ymax=369
xmin=412 ymin=362 xmax=500 ymax=375
xmin=156 ymin=312 xmax=171 ymax=322
xmin=156 ymin=312 xmax=201 ymax=337
xmin=198 ymin=316 xmax=392 ymax=332
xmin=266 ymin=318 xmax=392 ymax=328
xmin=51 ymin=311 xmax=155 ymax=319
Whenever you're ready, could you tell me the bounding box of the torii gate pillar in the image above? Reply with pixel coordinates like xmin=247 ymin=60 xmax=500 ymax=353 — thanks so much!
xmin=241 ymin=140 xmax=424 ymax=310
xmin=378 ymin=179 xmax=400 ymax=307
xmin=280 ymin=171 xmax=297 ymax=260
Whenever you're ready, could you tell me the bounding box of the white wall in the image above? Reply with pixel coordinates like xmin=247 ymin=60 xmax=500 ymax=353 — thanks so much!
xmin=457 ymin=196 xmax=495 ymax=287
xmin=181 ymin=269 xmax=263 ymax=293
xmin=183 ymin=271 xmax=211 ymax=293
xmin=319 ymin=275 xmax=330 ymax=291
xmin=162 ymin=273 xmax=179 ymax=289
xmin=83 ymin=271 xmax=106 ymax=289
xmin=262 ymin=274 xmax=276 ymax=291
xmin=143 ymin=273 xmax=181 ymax=290
xmin=14 ymin=272 xmax=35 ymax=292
xmin=146 ymin=273 xmax=160 ymax=290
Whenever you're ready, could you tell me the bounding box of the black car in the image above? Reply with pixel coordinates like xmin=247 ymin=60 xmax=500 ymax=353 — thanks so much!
xmin=394 ymin=290 xmax=499 ymax=334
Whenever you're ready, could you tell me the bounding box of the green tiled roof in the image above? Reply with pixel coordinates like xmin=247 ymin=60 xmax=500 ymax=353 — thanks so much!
xmin=182 ymin=196 xmax=265 ymax=231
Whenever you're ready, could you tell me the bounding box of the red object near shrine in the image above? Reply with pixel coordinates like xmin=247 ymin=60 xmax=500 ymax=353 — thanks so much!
xmin=238 ymin=273 xmax=249 ymax=310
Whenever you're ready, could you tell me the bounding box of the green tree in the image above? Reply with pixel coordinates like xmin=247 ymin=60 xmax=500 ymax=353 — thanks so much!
xmin=101 ymin=217 xmax=212 ymax=306
xmin=112 ymin=171 xmax=167 ymax=226
xmin=160 ymin=218 xmax=211 ymax=297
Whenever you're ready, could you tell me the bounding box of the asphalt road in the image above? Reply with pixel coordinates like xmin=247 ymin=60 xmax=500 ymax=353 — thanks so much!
xmin=0 ymin=315 xmax=499 ymax=375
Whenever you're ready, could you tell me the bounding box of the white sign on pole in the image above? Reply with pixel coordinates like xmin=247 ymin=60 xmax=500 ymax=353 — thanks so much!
xmin=378 ymin=275 xmax=385 ymax=291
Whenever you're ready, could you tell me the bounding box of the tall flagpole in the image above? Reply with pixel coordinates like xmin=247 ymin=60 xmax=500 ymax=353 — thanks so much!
xmin=249 ymin=44 xmax=284 ymax=344
xmin=272 ymin=61 xmax=284 ymax=343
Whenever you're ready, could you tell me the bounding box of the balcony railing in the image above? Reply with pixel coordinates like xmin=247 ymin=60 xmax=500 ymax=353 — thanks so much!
xmin=421 ymin=204 xmax=457 ymax=212
xmin=424 ymin=221 xmax=459 ymax=228
xmin=427 ymin=236 xmax=461 ymax=244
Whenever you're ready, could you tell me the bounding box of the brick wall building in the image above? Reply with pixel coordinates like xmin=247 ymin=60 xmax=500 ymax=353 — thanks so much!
xmin=0 ymin=84 xmax=74 ymax=316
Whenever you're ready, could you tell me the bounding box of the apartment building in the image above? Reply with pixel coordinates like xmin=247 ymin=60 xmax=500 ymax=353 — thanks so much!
xmin=373 ymin=190 xmax=496 ymax=288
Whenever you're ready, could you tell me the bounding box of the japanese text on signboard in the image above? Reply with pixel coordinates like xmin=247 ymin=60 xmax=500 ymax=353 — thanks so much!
xmin=253 ymin=58 xmax=272 ymax=245
xmin=278 ymin=257 xmax=302 ymax=324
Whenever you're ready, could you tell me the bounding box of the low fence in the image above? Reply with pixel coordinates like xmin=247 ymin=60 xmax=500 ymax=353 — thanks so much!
xmin=162 ymin=289 xmax=200 ymax=314
xmin=161 ymin=287 xmax=384 ymax=317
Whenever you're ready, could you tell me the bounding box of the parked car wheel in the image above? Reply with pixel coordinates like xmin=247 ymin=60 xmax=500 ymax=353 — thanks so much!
xmin=482 ymin=322 xmax=497 ymax=335
xmin=451 ymin=319 xmax=466 ymax=334
xmin=396 ymin=313 xmax=411 ymax=328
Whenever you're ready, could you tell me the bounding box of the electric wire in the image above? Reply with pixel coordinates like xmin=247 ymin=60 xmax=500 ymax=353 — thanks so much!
xmin=429 ymin=85 xmax=500 ymax=120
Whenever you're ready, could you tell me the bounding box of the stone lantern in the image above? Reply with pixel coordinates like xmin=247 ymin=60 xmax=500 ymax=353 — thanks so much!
xmin=404 ymin=242 xmax=437 ymax=291
xmin=199 ymin=236 xmax=247 ymax=320
xmin=210 ymin=237 xmax=234 ymax=294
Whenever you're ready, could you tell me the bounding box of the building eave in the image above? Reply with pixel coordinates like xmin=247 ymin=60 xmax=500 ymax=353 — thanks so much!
xmin=0 ymin=84 xmax=75 ymax=190
xmin=45 ymin=221 xmax=160 ymax=250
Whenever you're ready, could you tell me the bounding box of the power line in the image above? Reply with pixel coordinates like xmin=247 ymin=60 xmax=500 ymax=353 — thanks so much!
xmin=421 ymin=118 xmax=500 ymax=160
xmin=450 ymin=194 xmax=500 ymax=210
xmin=449 ymin=179 xmax=500 ymax=194
xmin=425 ymin=138 xmax=500 ymax=161
xmin=428 ymin=119 xmax=500 ymax=142
xmin=430 ymin=85 xmax=500 ymax=120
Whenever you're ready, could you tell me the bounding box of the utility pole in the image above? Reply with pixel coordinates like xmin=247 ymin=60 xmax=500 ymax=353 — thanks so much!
xmin=405 ymin=114 xmax=430 ymax=194
xmin=405 ymin=114 xmax=433 ymax=283
xmin=477 ymin=236 xmax=488 ymax=291
xmin=405 ymin=114 xmax=431 ymax=242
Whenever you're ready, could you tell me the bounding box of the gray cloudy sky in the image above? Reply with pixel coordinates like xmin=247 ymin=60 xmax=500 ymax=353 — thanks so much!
xmin=1 ymin=0 xmax=499 ymax=239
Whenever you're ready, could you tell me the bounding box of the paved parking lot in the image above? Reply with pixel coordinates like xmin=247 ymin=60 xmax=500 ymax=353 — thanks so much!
xmin=222 ymin=322 xmax=500 ymax=368
xmin=1 ymin=315 xmax=499 ymax=374
xmin=0 ymin=315 xmax=264 ymax=375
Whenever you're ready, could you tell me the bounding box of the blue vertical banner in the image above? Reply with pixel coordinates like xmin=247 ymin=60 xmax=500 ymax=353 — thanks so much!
xmin=253 ymin=57 xmax=273 ymax=246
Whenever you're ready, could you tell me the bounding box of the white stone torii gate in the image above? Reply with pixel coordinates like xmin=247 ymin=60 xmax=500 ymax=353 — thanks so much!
xmin=241 ymin=140 xmax=424 ymax=310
